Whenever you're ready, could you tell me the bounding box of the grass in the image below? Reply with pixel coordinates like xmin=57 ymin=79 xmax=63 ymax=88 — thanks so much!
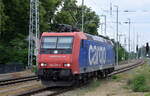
xmin=80 ymin=79 xmax=101 ymax=92
xmin=145 ymin=93 xmax=150 ymax=96
xmin=87 ymin=79 xmax=101 ymax=91
xmin=71 ymin=79 xmax=101 ymax=96
xmin=111 ymin=75 xmax=119 ymax=80
xmin=127 ymin=63 xmax=150 ymax=92
xmin=111 ymin=75 xmax=121 ymax=81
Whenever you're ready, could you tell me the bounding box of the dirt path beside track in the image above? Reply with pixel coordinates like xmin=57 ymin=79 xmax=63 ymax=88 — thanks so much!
xmin=58 ymin=61 xmax=149 ymax=96
xmin=0 ymin=70 xmax=35 ymax=80
xmin=83 ymin=79 xmax=145 ymax=96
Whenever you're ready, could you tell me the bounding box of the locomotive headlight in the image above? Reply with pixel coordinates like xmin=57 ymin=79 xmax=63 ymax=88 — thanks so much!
xmin=40 ymin=63 xmax=47 ymax=67
xmin=64 ymin=63 xmax=71 ymax=67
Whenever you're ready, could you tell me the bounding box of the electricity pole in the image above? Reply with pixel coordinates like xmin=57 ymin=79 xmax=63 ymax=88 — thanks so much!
xmin=136 ymin=32 xmax=139 ymax=59
xmin=124 ymin=18 xmax=131 ymax=60
xmin=114 ymin=5 xmax=119 ymax=66
xmin=100 ymin=15 xmax=107 ymax=36
xmin=82 ymin=0 xmax=84 ymax=32
xmin=124 ymin=36 xmax=127 ymax=60
xmin=128 ymin=18 xmax=131 ymax=59
xmin=28 ymin=0 xmax=40 ymax=67
xmin=110 ymin=0 xmax=112 ymax=15
xmin=104 ymin=15 xmax=107 ymax=36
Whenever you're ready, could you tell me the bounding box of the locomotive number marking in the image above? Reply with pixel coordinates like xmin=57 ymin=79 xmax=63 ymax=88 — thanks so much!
xmin=89 ymin=45 xmax=106 ymax=65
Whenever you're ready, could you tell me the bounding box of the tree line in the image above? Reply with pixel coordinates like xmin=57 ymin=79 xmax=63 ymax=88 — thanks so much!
xmin=0 ymin=0 xmax=100 ymax=65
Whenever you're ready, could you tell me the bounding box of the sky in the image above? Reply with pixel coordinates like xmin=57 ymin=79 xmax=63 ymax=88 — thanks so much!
xmin=77 ymin=0 xmax=150 ymax=51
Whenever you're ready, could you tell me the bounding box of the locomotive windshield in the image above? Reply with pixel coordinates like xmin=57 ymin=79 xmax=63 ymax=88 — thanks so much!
xmin=40 ymin=36 xmax=73 ymax=54
xmin=57 ymin=37 xmax=73 ymax=49
xmin=42 ymin=37 xmax=57 ymax=49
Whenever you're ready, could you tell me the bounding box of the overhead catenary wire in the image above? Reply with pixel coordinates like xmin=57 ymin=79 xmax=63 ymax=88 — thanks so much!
xmin=90 ymin=0 xmax=109 ymax=36
xmin=90 ymin=0 xmax=118 ymax=33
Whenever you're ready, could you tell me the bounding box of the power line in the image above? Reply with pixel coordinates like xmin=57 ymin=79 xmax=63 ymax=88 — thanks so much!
xmin=103 ymin=9 xmax=150 ymax=13
xmin=90 ymin=0 xmax=106 ymax=14
xmin=104 ymin=21 xmax=150 ymax=24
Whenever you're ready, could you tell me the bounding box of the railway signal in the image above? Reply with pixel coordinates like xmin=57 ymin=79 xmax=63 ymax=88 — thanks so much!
xmin=146 ymin=42 xmax=149 ymax=56
xmin=136 ymin=45 xmax=138 ymax=59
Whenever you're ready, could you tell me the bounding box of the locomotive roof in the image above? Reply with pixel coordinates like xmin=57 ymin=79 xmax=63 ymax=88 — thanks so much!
xmin=41 ymin=32 xmax=114 ymax=46
xmin=85 ymin=33 xmax=114 ymax=46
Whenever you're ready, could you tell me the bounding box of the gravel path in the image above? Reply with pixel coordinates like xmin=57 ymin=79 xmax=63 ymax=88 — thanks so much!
xmin=0 ymin=81 xmax=43 ymax=96
xmin=83 ymin=80 xmax=145 ymax=96
xmin=57 ymin=79 xmax=145 ymax=96
xmin=0 ymin=70 xmax=35 ymax=81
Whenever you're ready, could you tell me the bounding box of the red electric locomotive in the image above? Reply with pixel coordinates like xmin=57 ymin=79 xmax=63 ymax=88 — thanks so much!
xmin=38 ymin=25 xmax=115 ymax=87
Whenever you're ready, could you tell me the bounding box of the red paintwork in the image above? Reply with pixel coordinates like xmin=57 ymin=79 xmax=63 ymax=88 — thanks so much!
xmin=38 ymin=32 xmax=87 ymax=74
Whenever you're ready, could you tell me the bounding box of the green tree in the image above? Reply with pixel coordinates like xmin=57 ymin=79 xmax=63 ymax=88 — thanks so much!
xmin=0 ymin=0 xmax=9 ymax=64
xmin=76 ymin=6 xmax=99 ymax=35
xmin=1 ymin=0 xmax=29 ymax=65
xmin=0 ymin=0 xmax=7 ymax=40
xmin=118 ymin=44 xmax=128 ymax=61
xmin=40 ymin=0 xmax=62 ymax=32
xmin=54 ymin=0 xmax=77 ymax=25
xmin=2 ymin=0 xmax=29 ymax=43
xmin=54 ymin=0 xmax=100 ymax=35
xmin=0 ymin=0 xmax=64 ymax=65
xmin=112 ymin=39 xmax=128 ymax=62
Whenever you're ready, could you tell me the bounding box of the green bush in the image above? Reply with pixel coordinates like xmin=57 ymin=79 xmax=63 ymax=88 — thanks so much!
xmin=130 ymin=75 xmax=149 ymax=92
xmin=111 ymin=75 xmax=119 ymax=80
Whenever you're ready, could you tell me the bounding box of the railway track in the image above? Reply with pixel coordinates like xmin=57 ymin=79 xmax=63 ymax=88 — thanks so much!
xmin=0 ymin=75 xmax=38 ymax=86
xmin=110 ymin=59 xmax=144 ymax=76
xmin=0 ymin=60 xmax=142 ymax=87
xmin=14 ymin=87 xmax=73 ymax=96
xmin=13 ymin=59 xmax=144 ymax=96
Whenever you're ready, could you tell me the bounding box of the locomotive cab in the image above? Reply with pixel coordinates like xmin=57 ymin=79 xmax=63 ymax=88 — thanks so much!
xmin=37 ymin=32 xmax=87 ymax=86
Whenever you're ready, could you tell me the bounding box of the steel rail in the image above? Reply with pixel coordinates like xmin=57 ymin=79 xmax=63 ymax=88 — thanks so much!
xmin=14 ymin=87 xmax=73 ymax=96
xmin=0 ymin=75 xmax=38 ymax=86
xmin=13 ymin=87 xmax=49 ymax=96
xmin=109 ymin=60 xmax=144 ymax=76
xmin=115 ymin=60 xmax=142 ymax=71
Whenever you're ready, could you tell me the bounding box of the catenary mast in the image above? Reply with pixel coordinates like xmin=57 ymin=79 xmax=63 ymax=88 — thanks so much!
xmin=28 ymin=0 xmax=39 ymax=67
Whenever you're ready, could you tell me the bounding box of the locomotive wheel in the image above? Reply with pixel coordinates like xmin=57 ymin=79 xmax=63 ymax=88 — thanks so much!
xmin=74 ymin=75 xmax=81 ymax=86
xmin=99 ymin=70 xmax=106 ymax=79
xmin=97 ymin=71 xmax=102 ymax=79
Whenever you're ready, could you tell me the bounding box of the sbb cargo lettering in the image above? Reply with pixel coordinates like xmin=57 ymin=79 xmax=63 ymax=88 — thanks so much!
xmin=89 ymin=45 xmax=106 ymax=65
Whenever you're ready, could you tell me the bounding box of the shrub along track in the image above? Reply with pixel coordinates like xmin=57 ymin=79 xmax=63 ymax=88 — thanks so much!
xmin=12 ymin=59 xmax=144 ymax=96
